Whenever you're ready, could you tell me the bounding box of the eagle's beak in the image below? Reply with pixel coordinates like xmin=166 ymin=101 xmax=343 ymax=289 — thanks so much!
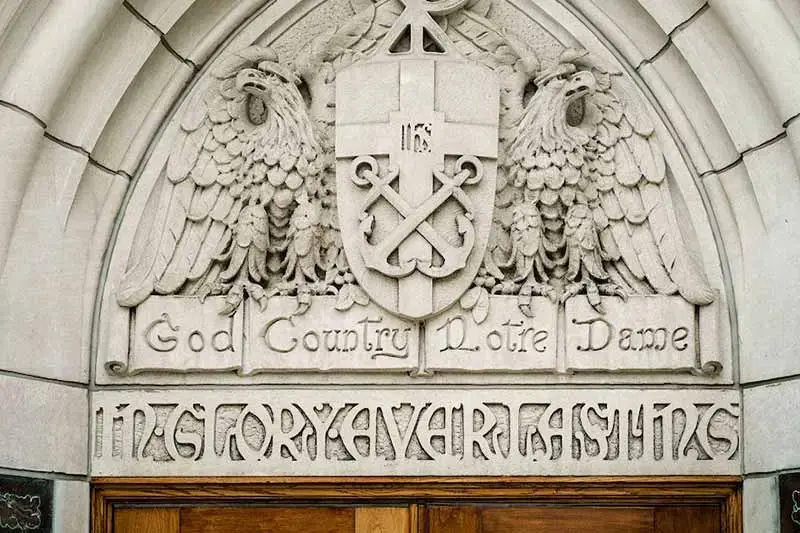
xmin=236 ymin=68 xmax=272 ymax=100
xmin=564 ymin=71 xmax=597 ymax=100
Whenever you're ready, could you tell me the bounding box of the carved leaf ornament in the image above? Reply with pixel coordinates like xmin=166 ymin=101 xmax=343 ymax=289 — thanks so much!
xmin=116 ymin=0 xmax=713 ymax=323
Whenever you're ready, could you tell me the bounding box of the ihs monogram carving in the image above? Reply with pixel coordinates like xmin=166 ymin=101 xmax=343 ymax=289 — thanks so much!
xmin=109 ymin=0 xmax=720 ymax=377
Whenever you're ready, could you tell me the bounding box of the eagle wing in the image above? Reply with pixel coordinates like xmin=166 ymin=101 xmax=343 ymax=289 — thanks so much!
xmin=116 ymin=46 xmax=275 ymax=307
xmin=588 ymin=69 xmax=715 ymax=305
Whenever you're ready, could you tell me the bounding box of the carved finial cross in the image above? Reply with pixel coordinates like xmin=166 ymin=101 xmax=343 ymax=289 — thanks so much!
xmin=376 ymin=0 xmax=469 ymax=57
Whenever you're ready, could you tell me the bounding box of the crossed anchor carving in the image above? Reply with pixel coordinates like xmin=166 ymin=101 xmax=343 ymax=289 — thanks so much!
xmin=351 ymin=155 xmax=483 ymax=279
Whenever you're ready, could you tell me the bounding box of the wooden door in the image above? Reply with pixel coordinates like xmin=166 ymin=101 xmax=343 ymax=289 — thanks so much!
xmin=111 ymin=504 xmax=720 ymax=533
xmin=426 ymin=504 xmax=721 ymax=533
xmin=94 ymin=477 xmax=741 ymax=533
xmin=113 ymin=505 xmax=412 ymax=533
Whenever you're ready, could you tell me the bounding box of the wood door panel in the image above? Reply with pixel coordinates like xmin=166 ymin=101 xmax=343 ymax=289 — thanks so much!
xmin=481 ymin=506 xmax=654 ymax=533
xmin=355 ymin=507 xmax=410 ymax=533
xmin=655 ymin=506 xmax=721 ymax=533
xmin=180 ymin=507 xmax=355 ymax=533
xmin=426 ymin=506 xmax=654 ymax=533
xmin=114 ymin=508 xmax=179 ymax=533
xmin=425 ymin=506 xmax=481 ymax=533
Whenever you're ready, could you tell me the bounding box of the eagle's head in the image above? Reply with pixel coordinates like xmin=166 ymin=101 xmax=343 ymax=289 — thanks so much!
xmin=562 ymin=71 xmax=597 ymax=108
xmin=510 ymin=64 xmax=598 ymax=157
xmin=235 ymin=59 xmax=303 ymax=125
xmin=534 ymin=62 xmax=597 ymax=134
xmin=233 ymin=55 xmax=320 ymax=158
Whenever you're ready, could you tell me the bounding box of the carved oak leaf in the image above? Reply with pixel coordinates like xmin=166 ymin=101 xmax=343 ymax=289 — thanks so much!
xmin=460 ymin=286 xmax=490 ymax=324
xmin=328 ymin=3 xmax=376 ymax=56
xmin=464 ymin=0 xmax=492 ymax=16
xmin=351 ymin=285 xmax=370 ymax=306
xmin=335 ymin=284 xmax=370 ymax=311
xmin=350 ymin=0 xmax=375 ymax=12
xmin=295 ymin=0 xmax=403 ymax=80
xmin=443 ymin=8 xmax=539 ymax=139
xmin=336 ymin=284 xmax=355 ymax=311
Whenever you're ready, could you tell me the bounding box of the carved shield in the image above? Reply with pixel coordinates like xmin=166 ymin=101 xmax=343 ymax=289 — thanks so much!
xmin=336 ymin=8 xmax=499 ymax=319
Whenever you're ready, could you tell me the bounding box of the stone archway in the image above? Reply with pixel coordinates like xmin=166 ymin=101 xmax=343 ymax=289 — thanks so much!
xmin=0 ymin=1 xmax=799 ymax=530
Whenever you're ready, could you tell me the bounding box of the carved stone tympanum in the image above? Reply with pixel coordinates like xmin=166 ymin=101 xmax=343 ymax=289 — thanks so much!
xmin=102 ymin=0 xmax=724 ymax=380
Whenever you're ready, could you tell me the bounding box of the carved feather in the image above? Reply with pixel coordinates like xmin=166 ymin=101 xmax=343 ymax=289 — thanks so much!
xmin=118 ymin=43 xmax=330 ymax=311
xmin=639 ymin=182 xmax=674 ymax=268
xmin=117 ymin=178 xmax=194 ymax=306
xmin=181 ymin=88 xmax=210 ymax=132
xmin=599 ymin=74 xmax=712 ymax=303
xmin=612 ymin=76 xmax=653 ymax=137
xmin=640 ymin=181 xmax=715 ymax=304
xmin=608 ymin=221 xmax=645 ymax=279
xmin=167 ymin=127 xmax=208 ymax=184
xmin=188 ymin=183 xmax=222 ymax=222
xmin=188 ymin=222 xmax=229 ymax=281
xmin=446 ymin=10 xmax=522 ymax=69
xmin=613 ymin=139 xmax=640 ymax=187
xmin=157 ymin=216 xmax=213 ymax=293
xmin=630 ymin=222 xmax=677 ymax=294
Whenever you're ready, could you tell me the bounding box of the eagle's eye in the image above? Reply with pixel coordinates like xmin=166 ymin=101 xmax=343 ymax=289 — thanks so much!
xmin=522 ymin=79 xmax=538 ymax=107
xmin=247 ymin=94 xmax=268 ymax=125
xmin=566 ymin=98 xmax=585 ymax=127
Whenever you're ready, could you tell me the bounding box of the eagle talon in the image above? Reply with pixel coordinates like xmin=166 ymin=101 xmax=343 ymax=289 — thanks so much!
xmin=598 ymin=283 xmax=628 ymax=301
xmin=220 ymin=280 xmax=268 ymax=315
xmin=560 ymin=280 xmax=626 ymax=313
xmin=560 ymin=281 xmax=585 ymax=304
xmin=518 ymin=281 xmax=557 ymax=317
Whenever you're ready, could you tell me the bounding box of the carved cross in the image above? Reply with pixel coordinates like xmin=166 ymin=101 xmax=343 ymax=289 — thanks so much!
xmin=336 ymin=29 xmax=496 ymax=315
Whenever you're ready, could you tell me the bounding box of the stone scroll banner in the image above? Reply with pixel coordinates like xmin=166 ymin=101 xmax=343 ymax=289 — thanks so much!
xmin=92 ymin=389 xmax=739 ymax=477
xmin=105 ymin=294 xmax=721 ymax=376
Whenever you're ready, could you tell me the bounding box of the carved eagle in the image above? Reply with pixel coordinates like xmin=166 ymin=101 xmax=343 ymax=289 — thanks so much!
xmin=117 ymin=46 xmax=339 ymax=315
xmin=486 ymin=49 xmax=715 ymax=313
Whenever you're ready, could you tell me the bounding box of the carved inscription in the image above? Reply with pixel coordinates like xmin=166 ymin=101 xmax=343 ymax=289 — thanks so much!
xmin=92 ymin=389 xmax=740 ymax=476
xmin=426 ymin=296 xmax=557 ymax=371
xmin=103 ymin=1 xmax=728 ymax=385
xmin=245 ymin=296 xmax=417 ymax=373
xmin=565 ymin=296 xmax=699 ymax=373
xmin=109 ymin=295 xmax=721 ymax=375
xmin=401 ymin=122 xmax=432 ymax=152
xmin=124 ymin=296 xmax=242 ymax=374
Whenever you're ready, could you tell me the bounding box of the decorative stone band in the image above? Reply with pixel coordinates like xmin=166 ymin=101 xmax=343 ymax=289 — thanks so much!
xmin=103 ymin=294 xmax=722 ymax=377
xmin=91 ymin=389 xmax=739 ymax=476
